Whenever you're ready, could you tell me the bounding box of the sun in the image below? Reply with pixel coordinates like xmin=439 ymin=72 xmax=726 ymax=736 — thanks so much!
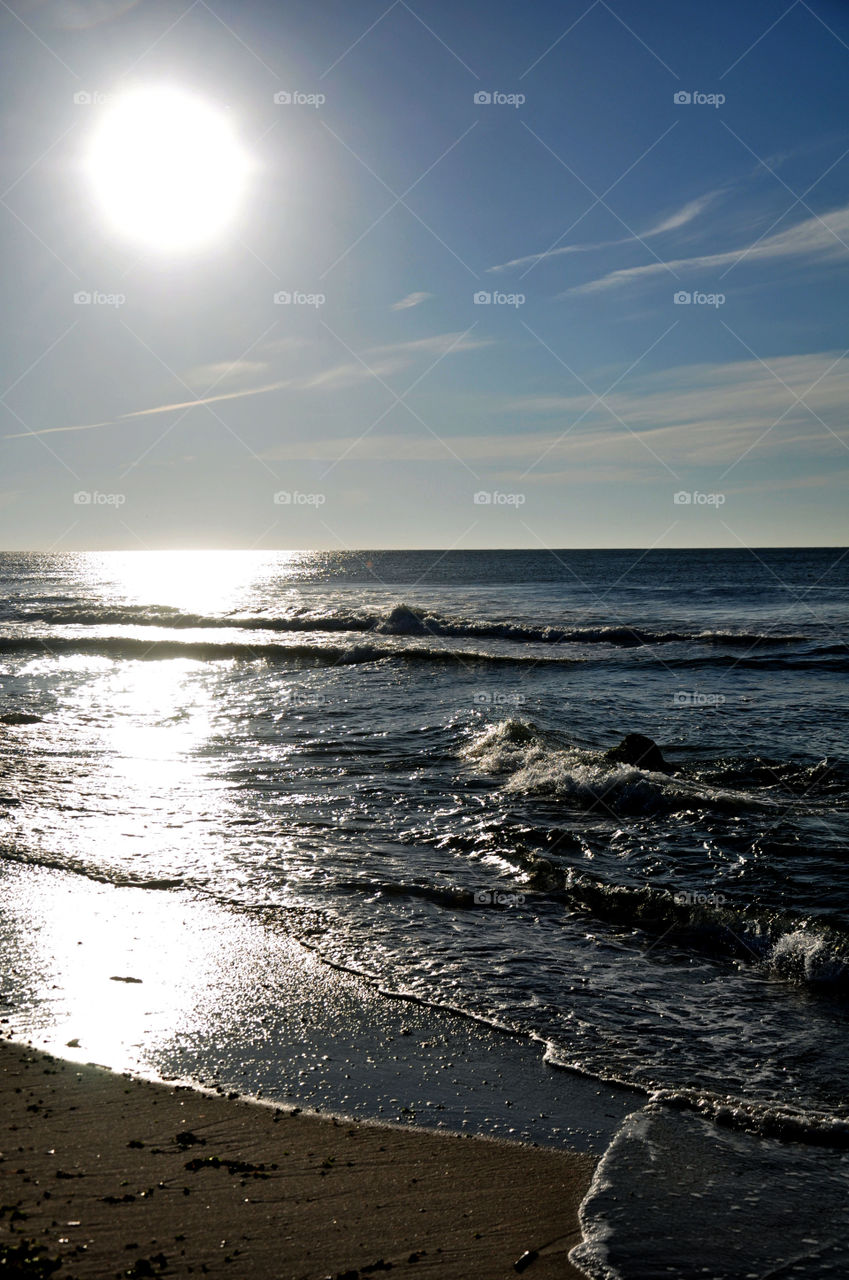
xmin=85 ymin=87 xmax=251 ymax=252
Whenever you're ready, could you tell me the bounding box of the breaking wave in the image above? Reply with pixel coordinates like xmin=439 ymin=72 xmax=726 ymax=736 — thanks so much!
xmin=0 ymin=599 xmax=810 ymax=648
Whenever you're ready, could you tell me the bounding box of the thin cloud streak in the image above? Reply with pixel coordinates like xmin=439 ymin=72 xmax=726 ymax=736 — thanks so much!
xmin=120 ymin=381 xmax=291 ymax=419
xmin=570 ymin=203 xmax=849 ymax=294
xmin=5 ymin=381 xmax=292 ymax=439
xmin=257 ymin=349 xmax=849 ymax=468
xmin=391 ymin=291 xmax=434 ymax=310
xmin=4 ymin=419 xmax=116 ymax=440
xmin=487 ymin=192 xmax=718 ymax=273
xmin=5 ymin=334 xmax=491 ymax=440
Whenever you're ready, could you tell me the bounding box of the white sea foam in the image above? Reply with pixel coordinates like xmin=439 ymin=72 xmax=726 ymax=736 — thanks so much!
xmin=571 ymin=1104 xmax=849 ymax=1279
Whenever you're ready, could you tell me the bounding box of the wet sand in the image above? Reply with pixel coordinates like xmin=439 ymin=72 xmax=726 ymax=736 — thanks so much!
xmin=0 ymin=1039 xmax=594 ymax=1279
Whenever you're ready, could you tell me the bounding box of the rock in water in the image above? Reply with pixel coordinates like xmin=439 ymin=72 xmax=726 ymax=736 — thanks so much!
xmin=605 ymin=733 xmax=672 ymax=774
xmin=0 ymin=711 xmax=42 ymax=725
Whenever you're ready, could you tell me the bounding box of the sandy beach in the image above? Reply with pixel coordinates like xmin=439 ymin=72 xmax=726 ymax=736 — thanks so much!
xmin=0 ymin=1039 xmax=594 ymax=1280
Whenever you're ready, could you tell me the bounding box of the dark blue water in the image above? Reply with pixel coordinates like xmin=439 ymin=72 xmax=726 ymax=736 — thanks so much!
xmin=1 ymin=548 xmax=849 ymax=1276
xmin=2 ymin=546 xmax=848 ymax=1270
xmin=0 ymin=547 xmax=847 ymax=1129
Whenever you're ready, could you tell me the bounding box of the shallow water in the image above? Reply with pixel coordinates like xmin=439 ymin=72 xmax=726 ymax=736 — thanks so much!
xmin=0 ymin=547 xmax=847 ymax=1276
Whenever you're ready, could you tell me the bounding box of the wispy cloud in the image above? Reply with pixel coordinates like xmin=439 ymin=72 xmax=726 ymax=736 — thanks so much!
xmin=4 ymin=420 xmax=116 ymax=440
xmin=391 ymin=291 xmax=434 ymax=310
xmin=571 ymin=202 xmax=849 ymax=294
xmin=296 ymin=360 xmax=403 ymax=390
xmin=642 ymin=194 xmax=716 ymax=236
xmin=257 ymin=350 xmax=849 ymax=473
xmin=487 ymin=193 xmax=717 ymax=274
xmin=120 ymin=381 xmax=291 ymax=419
xmin=489 ymin=237 xmax=623 ymax=275
xmin=501 ymin=350 xmax=849 ymax=468
xmin=6 ymin=334 xmax=491 ymax=440
xmin=366 ymin=333 xmax=492 ymax=357
xmin=183 ymin=359 xmax=270 ymax=388
xmin=4 ymin=381 xmax=290 ymax=439
xmin=295 ymin=332 xmax=492 ymax=390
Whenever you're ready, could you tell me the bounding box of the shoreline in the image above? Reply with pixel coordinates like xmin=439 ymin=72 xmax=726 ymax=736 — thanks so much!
xmin=0 ymin=859 xmax=640 ymax=1278
xmin=0 ymin=1039 xmax=595 ymax=1279
xmin=0 ymin=862 xmax=640 ymax=1153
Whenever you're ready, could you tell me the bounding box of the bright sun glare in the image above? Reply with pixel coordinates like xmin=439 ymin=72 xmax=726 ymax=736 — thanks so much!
xmin=86 ymin=87 xmax=251 ymax=252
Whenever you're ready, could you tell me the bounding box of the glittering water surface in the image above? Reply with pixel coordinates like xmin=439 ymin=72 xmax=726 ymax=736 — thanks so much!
xmin=0 ymin=548 xmax=847 ymax=1140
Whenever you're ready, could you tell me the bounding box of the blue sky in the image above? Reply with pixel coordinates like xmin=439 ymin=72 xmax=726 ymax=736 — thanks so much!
xmin=1 ymin=0 xmax=848 ymax=550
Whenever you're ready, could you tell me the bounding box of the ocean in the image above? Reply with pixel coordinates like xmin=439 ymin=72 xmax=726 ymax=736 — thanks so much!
xmin=1 ymin=546 xmax=847 ymax=1277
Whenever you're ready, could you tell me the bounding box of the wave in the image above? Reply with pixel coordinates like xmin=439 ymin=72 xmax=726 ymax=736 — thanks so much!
xmin=640 ymin=1091 xmax=849 ymax=1147
xmin=0 ymin=633 xmax=589 ymax=668
xmin=320 ymin=843 xmax=849 ymax=991
xmin=571 ymin=1105 xmax=849 ymax=1280
xmin=462 ymin=719 xmax=849 ymax=817
xmin=542 ymin=868 xmax=849 ymax=988
xmin=4 ymin=834 xmax=848 ymax=1171
xmin=0 ymin=841 xmax=189 ymax=891
xmin=699 ymin=755 xmax=849 ymax=797
xmin=2 ymin=600 xmax=810 ymax=649
xmin=335 ymin=879 xmax=479 ymax=911
xmin=461 ymin=720 xmax=767 ymax=815
xmin=670 ymin=650 xmax=849 ymax=671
